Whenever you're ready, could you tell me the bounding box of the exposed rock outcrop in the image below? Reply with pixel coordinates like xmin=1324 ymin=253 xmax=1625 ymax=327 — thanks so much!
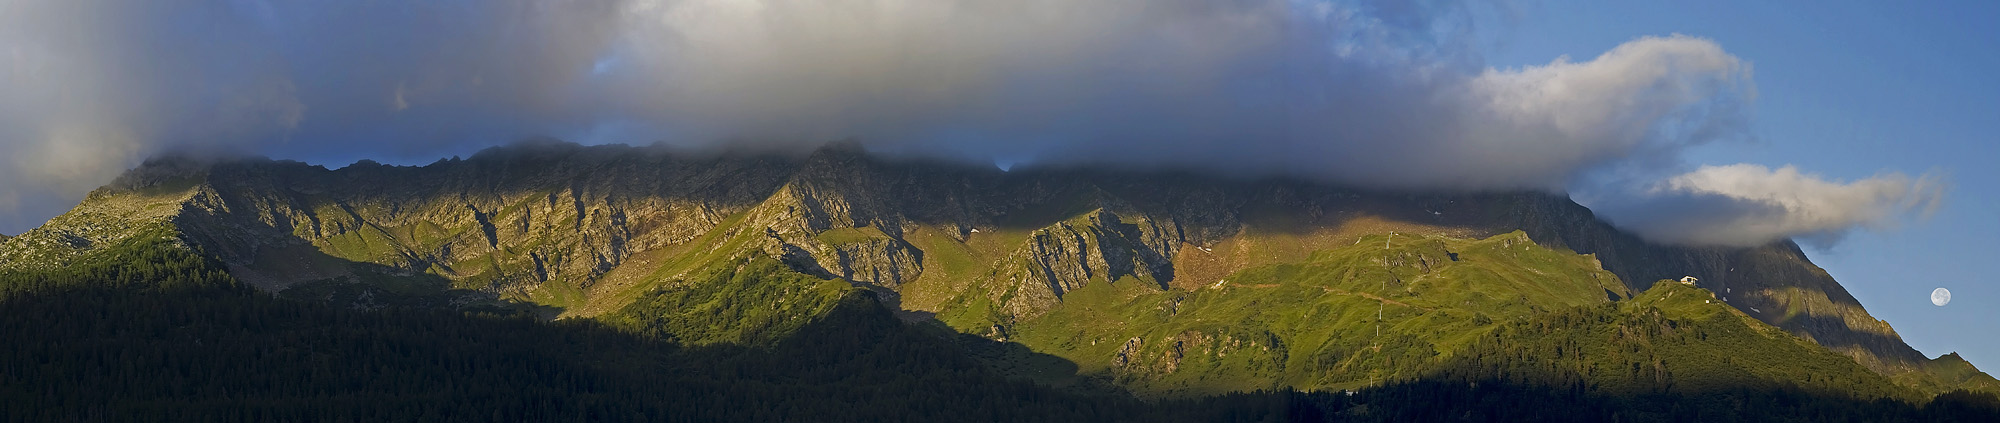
xmin=980 ymin=209 xmax=1177 ymax=320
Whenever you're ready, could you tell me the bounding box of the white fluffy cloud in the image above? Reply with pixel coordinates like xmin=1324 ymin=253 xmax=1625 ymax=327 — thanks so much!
xmin=0 ymin=0 xmax=1941 ymax=247
xmin=1599 ymin=164 xmax=1945 ymax=247
xmin=592 ymin=2 xmax=1756 ymax=191
xmin=1452 ymin=36 xmax=1752 ymax=187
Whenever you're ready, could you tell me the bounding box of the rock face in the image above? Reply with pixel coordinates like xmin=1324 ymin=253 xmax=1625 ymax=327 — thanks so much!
xmin=0 ymin=140 xmax=1932 ymax=377
xmin=982 ymin=209 xmax=1178 ymax=320
xmin=1114 ymin=337 xmax=1144 ymax=368
xmin=164 ymin=143 xmax=800 ymax=296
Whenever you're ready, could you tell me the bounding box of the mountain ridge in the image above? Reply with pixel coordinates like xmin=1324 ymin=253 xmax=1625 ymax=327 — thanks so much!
xmin=0 ymin=140 xmax=1987 ymax=396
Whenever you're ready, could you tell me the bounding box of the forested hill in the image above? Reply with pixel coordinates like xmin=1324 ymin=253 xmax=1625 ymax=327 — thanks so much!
xmin=1 ymin=140 xmax=1995 ymax=420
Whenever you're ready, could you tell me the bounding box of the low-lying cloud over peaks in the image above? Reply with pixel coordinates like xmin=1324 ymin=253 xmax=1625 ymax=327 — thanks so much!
xmin=610 ymin=2 xmax=1755 ymax=191
xmin=1598 ymin=165 xmax=1947 ymax=247
xmin=0 ymin=0 xmax=1942 ymax=247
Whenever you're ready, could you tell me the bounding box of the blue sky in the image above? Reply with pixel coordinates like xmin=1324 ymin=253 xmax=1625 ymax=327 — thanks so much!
xmin=0 ymin=0 xmax=1992 ymax=370
xmin=1492 ymin=0 xmax=2000 ymax=367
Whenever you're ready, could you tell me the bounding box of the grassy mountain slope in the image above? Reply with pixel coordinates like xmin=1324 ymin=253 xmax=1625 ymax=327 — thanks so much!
xmin=1904 ymin=352 xmax=2000 ymax=395
xmin=939 ymin=231 xmax=1627 ymax=396
xmin=601 ymin=255 xmax=856 ymax=346
xmin=3 ymin=222 xmax=1995 ymax=421
xmin=1509 ymin=199 xmax=1929 ymax=375
xmin=0 ymin=140 xmax=1989 ymax=403
xmin=1436 ymin=281 xmax=1917 ymax=402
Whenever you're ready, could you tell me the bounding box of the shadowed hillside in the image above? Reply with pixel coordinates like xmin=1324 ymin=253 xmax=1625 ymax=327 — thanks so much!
xmin=3 ymin=230 xmax=1997 ymax=422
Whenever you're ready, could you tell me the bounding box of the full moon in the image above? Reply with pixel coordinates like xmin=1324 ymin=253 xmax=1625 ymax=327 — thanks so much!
xmin=1931 ymin=288 xmax=1951 ymax=306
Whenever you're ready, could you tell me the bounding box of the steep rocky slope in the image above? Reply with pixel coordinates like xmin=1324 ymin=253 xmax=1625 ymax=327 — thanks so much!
xmin=1501 ymin=197 xmax=1932 ymax=375
xmin=0 ymin=140 xmax=1980 ymax=393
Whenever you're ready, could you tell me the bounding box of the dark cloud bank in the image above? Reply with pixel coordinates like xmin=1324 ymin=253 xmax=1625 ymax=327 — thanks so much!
xmin=0 ymin=0 xmax=1941 ymax=246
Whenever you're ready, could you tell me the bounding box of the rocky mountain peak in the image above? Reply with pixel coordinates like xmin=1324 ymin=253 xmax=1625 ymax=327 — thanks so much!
xmin=801 ymin=139 xmax=870 ymax=164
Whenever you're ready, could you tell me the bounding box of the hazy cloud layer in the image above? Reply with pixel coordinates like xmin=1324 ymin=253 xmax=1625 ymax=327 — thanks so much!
xmin=0 ymin=0 xmax=1940 ymax=246
xmin=1598 ymin=165 xmax=1945 ymax=247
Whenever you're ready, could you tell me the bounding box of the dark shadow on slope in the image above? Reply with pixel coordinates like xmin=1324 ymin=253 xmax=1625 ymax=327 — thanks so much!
xmin=181 ymin=221 xmax=570 ymax=317
xmin=1188 ymin=378 xmax=2000 ymax=423
xmin=0 ymin=256 xmax=1147 ymax=421
xmin=273 ymin=259 xmax=566 ymax=318
xmin=3 ymin=262 xmax=1996 ymax=422
xmin=1782 ymin=313 xmax=1941 ymax=370
xmin=977 ymin=168 xmax=1534 ymax=238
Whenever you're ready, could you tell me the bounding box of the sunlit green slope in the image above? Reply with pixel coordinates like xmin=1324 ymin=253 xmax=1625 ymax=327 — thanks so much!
xmin=2 ymin=140 xmax=1992 ymax=407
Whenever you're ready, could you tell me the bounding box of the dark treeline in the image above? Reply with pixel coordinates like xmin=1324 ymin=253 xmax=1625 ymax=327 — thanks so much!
xmin=2 ymin=234 xmax=1996 ymax=422
xmin=0 ymin=234 xmax=1143 ymax=422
